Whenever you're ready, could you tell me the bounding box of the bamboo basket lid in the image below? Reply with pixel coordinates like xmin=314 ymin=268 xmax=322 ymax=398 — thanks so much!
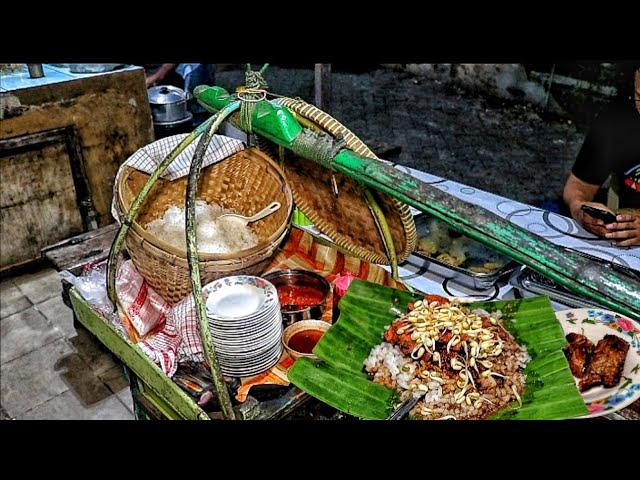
xmin=265 ymin=97 xmax=417 ymax=266
xmin=281 ymin=152 xmax=412 ymax=265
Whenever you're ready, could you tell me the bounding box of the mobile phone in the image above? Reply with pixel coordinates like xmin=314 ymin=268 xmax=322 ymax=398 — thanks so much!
xmin=580 ymin=205 xmax=617 ymax=224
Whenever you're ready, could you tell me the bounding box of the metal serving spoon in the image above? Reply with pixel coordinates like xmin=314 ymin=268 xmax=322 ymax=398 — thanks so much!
xmin=218 ymin=201 xmax=281 ymax=226
xmin=388 ymin=390 xmax=427 ymax=420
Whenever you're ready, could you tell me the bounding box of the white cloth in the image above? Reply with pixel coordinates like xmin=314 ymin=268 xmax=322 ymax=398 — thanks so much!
xmin=396 ymin=165 xmax=640 ymax=271
xmin=110 ymin=134 xmax=245 ymax=222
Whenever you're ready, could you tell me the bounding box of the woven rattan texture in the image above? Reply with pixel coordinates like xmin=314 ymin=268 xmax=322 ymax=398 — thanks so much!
xmin=116 ymin=148 xmax=293 ymax=303
xmin=272 ymin=98 xmax=416 ymax=265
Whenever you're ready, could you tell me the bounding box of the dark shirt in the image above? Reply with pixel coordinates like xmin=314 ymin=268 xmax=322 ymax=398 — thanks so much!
xmin=572 ymin=99 xmax=640 ymax=208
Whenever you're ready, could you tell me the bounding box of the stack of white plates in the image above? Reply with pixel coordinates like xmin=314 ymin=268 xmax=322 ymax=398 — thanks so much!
xmin=205 ymin=276 xmax=283 ymax=377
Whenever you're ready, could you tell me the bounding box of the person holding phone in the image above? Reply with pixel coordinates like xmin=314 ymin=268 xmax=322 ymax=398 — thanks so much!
xmin=563 ymin=67 xmax=640 ymax=247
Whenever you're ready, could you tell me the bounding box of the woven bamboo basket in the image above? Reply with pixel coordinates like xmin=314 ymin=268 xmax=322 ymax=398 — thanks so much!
xmin=263 ymin=97 xmax=417 ymax=266
xmin=115 ymin=148 xmax=293 ymax=303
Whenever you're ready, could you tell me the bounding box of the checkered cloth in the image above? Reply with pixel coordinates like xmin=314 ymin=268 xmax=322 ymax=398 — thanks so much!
xmin=110 ymin=133 xmax=245 ymax=221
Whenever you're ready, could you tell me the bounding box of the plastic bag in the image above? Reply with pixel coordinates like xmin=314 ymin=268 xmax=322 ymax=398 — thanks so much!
xmin=59 ymin=262 xmax=113 ymax=316
xmin=115 ymin=261 xmax=171 ymax=340
xmin=60 ymin=260 xmax=171 ymax=340
xmin=58 ymin=262 xmax=124 ymax=335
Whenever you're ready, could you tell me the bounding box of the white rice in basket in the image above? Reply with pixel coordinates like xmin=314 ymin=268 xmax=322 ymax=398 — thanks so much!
xmin=146 ymin=200 xmax=259 ymax=254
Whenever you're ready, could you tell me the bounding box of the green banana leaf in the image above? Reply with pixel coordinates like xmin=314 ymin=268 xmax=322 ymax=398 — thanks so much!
xmin=288 ymin=280 xmax=588 ymax=420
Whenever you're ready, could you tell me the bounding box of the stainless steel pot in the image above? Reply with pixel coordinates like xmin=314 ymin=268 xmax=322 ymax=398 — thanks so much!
xmin=263 ymin=270 xmax=330 ymax=327
xmin=148 ymin=85 xmax=188 ymax=123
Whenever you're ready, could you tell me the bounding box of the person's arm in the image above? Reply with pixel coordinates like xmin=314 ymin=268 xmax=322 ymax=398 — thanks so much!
xmin=146 ymin=64 xmax=177 ymax=87
xmin=563 ymin=173 xmax=614 ymax=237
xmin=563 ymin=103 xmax=618 ymax=237
xmin=563 ymin=173 xmax=640 ymax=246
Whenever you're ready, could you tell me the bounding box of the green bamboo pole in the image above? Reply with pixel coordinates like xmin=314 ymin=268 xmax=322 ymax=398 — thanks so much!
xmin=107 ymin=116 xmax=216 ymax=307
xmin=330 ymin=150 xmax=640 ymax=321
xmin=185 ymin=101 xmax=240 ymax=420
xmin=362 ymin=188 xmax=398 ymax=278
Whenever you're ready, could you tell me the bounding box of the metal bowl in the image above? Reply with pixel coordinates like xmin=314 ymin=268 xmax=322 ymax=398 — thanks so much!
xmin=263 ymin=269 xmax=330 ymax=326
xmin=281 ymin=319 xmax=330 ymax=360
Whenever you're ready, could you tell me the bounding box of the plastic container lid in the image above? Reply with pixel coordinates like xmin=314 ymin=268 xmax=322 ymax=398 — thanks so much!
xmin=334 ymin=272 xmax=357 ymax=298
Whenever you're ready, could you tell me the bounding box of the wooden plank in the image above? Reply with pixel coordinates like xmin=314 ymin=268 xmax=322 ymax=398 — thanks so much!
xmin=0 ymin=127 xmax=67 ymax=153
xmin=1 ymin=141 xmax=85 ymax=270
xmin=63 ymin=126 xmax=98 ymax=231
xmin=42 ymin=223 xmax=118 ymax=272
xmin=1 ymin=125 xmax=97 ymax=233
xmin=314 ymin=64 xmax=332 ymax=113
xmin=134 ymin=380 xmax=184 ymax=420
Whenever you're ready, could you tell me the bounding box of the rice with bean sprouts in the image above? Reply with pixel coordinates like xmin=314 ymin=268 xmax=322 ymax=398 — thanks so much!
xmin=364 ymin=295 xmax=529 ymax=420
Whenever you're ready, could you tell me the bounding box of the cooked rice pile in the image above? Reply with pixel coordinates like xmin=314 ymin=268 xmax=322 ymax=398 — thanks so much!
xmin=364 ymin=295 xmax=529 ymax=420
xmin=146 ymin=200 xmax=259 ymax=254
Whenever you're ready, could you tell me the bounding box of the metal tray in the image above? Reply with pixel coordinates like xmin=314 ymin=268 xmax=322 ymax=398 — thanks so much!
xmin=68 ymin=64 xmax=125 ymax=73
xmin=512 ymin=267 xmax=605 ymax=309
xmin=412 ymin=214 xmax=520 ymax=290
xmin=512 ymin=251 xmax=640 ymax=309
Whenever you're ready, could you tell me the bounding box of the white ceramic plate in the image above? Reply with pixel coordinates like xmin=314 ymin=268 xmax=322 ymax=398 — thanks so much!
xmin=219 ymin=344 xmax=282 ymax=366
xmin=207 ymin=296 xmax=279 ymax=318
xmin=219 ymin=345 xmax=283 ymax=377
xmin=214 ymin=333 xmax=282 ymax=356
xmin=217 ymin=344 xmax=281 ymax=364
xmin=205 ymin=276 xmax=277 ymax=320
xmin=211 ymin=323 xmax=282 ymax=347
xmin=207 ymin=304 xmax=280 ymax=329
xmin=209 ymin=311 xmax=281 ymax=339
xmin=556 ymin=308 xmax=640 ymax=418
xmin=213 ymin=320 xmax=282 ymax=355
xmin=203 ymin=276 xmax=283 ymax=377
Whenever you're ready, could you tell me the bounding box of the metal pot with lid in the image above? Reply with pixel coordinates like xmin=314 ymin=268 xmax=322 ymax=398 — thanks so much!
xmin=148 ymin=85 xmax=189 ymax=124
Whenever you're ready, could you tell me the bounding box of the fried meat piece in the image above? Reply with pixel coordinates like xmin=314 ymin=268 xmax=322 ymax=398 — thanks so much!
xmin=563 ymin=333 xmax=595 ymax=378
xmin=384 ymin=320 xmax=417 ymax=355
xmin=578 ymin=371 xmax=603 ymax=392
xmin=578 ymin=334 xmax=629 ymax=392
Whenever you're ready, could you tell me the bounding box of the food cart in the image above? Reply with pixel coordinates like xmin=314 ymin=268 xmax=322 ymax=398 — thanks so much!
xmin=51 ymin=66 xmax=640 ymax=420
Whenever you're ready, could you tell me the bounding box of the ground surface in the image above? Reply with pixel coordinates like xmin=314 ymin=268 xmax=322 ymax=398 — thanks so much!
xmin=0 ymin=269 xmax=134 ymax=420
xmin=1 ymin=66 xmax=590 ymax=419
xmin=217 ymin=67 xmax=585 ymax=207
